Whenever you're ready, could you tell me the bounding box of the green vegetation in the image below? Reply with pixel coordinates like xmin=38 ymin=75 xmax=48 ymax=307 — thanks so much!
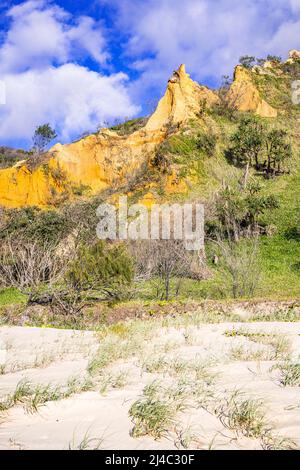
xmin=110 ymin=117 xmax=148 ymax=135
xmin=0 ymin=288 xmax=27 ymax=306
xmin=274 ymin=363 xmax=300 ymax=387
xmin=0 ymin=146 xmax=28 ymax=169
xmin=226 ymin=115 xmax=292 ymax=176
xmin=129 ymin=381 xmax=178 ymax=438
xmin=216 ymin=392 xmax=268 ymax=438
xmin=1 ymin=56 xmax=300 ymax=322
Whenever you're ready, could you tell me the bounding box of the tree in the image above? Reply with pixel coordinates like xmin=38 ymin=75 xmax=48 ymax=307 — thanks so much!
xmin=214 ymin=181 xmax=279 ymax=241
xmin=32 ymin=124 xmax=57 ymax=155
xmin=265 ymin=129 xmax=292 ymax=177
xmin=239 ymin=56 xmax=256 ymax=69
xmin=256 ymin=58 xmax=266 ymax=67
xmin=227 ymin=116 xmax=265 ymax=169
xmin=226 ymin=118 xmax=292 ymax=177
xmin=131 ymin=239 xmax=196 ymax=301
xmin=0 ymin=239 xmax=64 ymax=294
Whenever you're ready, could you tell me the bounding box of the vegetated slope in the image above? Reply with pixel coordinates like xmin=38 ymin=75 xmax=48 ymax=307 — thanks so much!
xmin=0 ymin=147 xmax=28 ymax=169
xmin=0 ymin=57 xmax=294 ymax=209
xmin=0 ymin=52 xmax=300 ymax=301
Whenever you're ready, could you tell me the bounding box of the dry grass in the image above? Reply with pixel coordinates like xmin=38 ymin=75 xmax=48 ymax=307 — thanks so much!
xmin=273 ymin=362 xmax=300 ymax=387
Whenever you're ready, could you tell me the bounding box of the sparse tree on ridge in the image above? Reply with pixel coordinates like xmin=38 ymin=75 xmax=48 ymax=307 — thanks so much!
xmin=32 ymin=123 xmax=57 ymax=155
xmin=239 ymin=55 xmax=256 ymax=69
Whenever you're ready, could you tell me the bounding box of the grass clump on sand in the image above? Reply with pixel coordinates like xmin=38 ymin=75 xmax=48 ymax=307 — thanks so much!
xmin=273 ymin=362 xmax=300 ymax=387
xmin=129 ymin=380 xmax=194 ymax=439
xmin=225 ymin=329 xmax=291 ymax=360
xmin=0 ymin=377 xmax=92 ymax=415
xmin=216 ymin=391 xmax=268 ymax=438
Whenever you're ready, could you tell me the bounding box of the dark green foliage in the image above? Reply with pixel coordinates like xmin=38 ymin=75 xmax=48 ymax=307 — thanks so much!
xmin=212 ymin=181 xmax=280 ymax=241
xmin=61 ymin=195 xmax=104 ymax=244
xmin=0 ymin=195 xmax=106 ymax=253
xmin=66 ymin=241 xmax=134 ymax=300
xmin=27 ymin=210 xmax=69 ymax=245
xmin=0 ymin=207 xmax=70 ymax=245
xmin=239 ymin=56 xmax=256 ymax=69
xmin=239 ymin=55 xmax=281 ymax=69
xmin=265 ymin=129 xmax=292 ymax=177
xmin=285 ymin=226 xmax=300 ymax=242
xmin=281 ymin=60 xmax=300 ymax=78
xmin=195 ymin=132 xmax=217 ymax=157
xmin=29 ymin=241 xmax=134 ymax=316
xmin=226 ymin=117 xmax=292 ymax=176
xmin=226 ymin=116 xmax=264 ymax=168
xmin=110 ymin=117 xmax=148 ymax=136
xmin=266 ymin=55 xmax=282 ymax=64
xmin=256 ymin=58 xmax=266 ymax=67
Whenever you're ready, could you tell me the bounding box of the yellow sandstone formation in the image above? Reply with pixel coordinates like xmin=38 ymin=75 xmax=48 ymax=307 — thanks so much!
xmin=287 ymin=49 xmax=300 ymax=63
xmin=146 ymin=64 xmax=219 ymax=130
xmin=226 ymin=66 xmax=277 ymax=118
xmin=0 ymin=64 xmax=218 ymax=208
xmin=0 ymin=63 xmax=277 ymax=208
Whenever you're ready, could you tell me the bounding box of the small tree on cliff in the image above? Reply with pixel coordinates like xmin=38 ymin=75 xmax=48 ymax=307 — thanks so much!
xmin=32 ymin=124 xmax=57 ymax=155
xmin=239 ymin=56 xmax=256 ymax=69
xmin=227 ymin=116 xmax=265 ymax=169
xmin=265 ymin=129 xmax=292 ymax=177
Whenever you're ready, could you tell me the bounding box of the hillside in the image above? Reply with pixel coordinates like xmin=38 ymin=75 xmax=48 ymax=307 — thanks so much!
xmin=1 ymin=51 xmax=300 ymax=452
xmin=1 ymin=53 xmax=298 ymax=209
xmin=0 ymin=50 xmax=300 ymax=304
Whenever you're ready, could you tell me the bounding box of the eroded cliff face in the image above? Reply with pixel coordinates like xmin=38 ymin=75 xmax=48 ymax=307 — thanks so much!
xmin=0 ymin=128 xmax=165 ymax=207
xmin=0 ymin=64 xmax=219 ymax=208
xmin=227 ymin=66 xmax=278 ymax=118
xmin=0 ymin=63 xmax=277 ymax=208
xmin=146 ymin=64 xmax=219 ymax=130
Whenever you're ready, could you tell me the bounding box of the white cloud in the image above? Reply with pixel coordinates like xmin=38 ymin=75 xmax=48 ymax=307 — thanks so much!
xmin=103 ymin=0 xmax=300 ymax=102
xmin=0 ymin=0 xmax=108 ymax=73
xmin=290 ymin=0 xmax=300 ymax=13
xmin=0 ymin=63 xmax=139 ymax=142
xmin=0 ymin=1 xmax=139 ymax=145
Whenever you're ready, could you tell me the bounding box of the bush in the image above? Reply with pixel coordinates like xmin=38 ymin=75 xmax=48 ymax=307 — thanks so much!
xmin=27 ymin=210 xmax=70 ymax=245
xmin=48 ymin=242 xmax=134 ymax=316
xmin=208 ymin=181 xmax=280 ymax=241
xmin=1 ymin=207 xmax=70 ymax=246
xmin=217 ymin=239 xmax=262 ymax=299
xmin=195 ymin=132 xmax=217 ymax=157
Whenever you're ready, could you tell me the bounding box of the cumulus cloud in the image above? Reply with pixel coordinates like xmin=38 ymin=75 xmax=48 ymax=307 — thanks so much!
xmin=0 ymin=0 xmax=109 ymax=73
xmin=102 ymin=0 xmax=300 ymax=103
xmin=1 ymin=0 xmax=300 ymax=145
xmin=0 ymin=1 xmax=139 ymax=145
xmin=0 ymin=64 xmax=139 ymax=143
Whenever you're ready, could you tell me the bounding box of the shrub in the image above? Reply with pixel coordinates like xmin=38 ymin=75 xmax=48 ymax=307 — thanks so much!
xmin=195 ymin=132 xmax=217 ymax=157
xmin=217 ymin=238 xmax=261 ymax=299
xmin=49 ymin=241 xmax=134 ymax=316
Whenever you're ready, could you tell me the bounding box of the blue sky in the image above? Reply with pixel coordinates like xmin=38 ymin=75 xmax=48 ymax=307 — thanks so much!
xmin=0 ymin=0 xmax=299 ymax=149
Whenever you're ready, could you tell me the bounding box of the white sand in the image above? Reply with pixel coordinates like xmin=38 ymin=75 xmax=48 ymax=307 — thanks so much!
xmin=1 ymin=321 xmax=300 ymax=450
